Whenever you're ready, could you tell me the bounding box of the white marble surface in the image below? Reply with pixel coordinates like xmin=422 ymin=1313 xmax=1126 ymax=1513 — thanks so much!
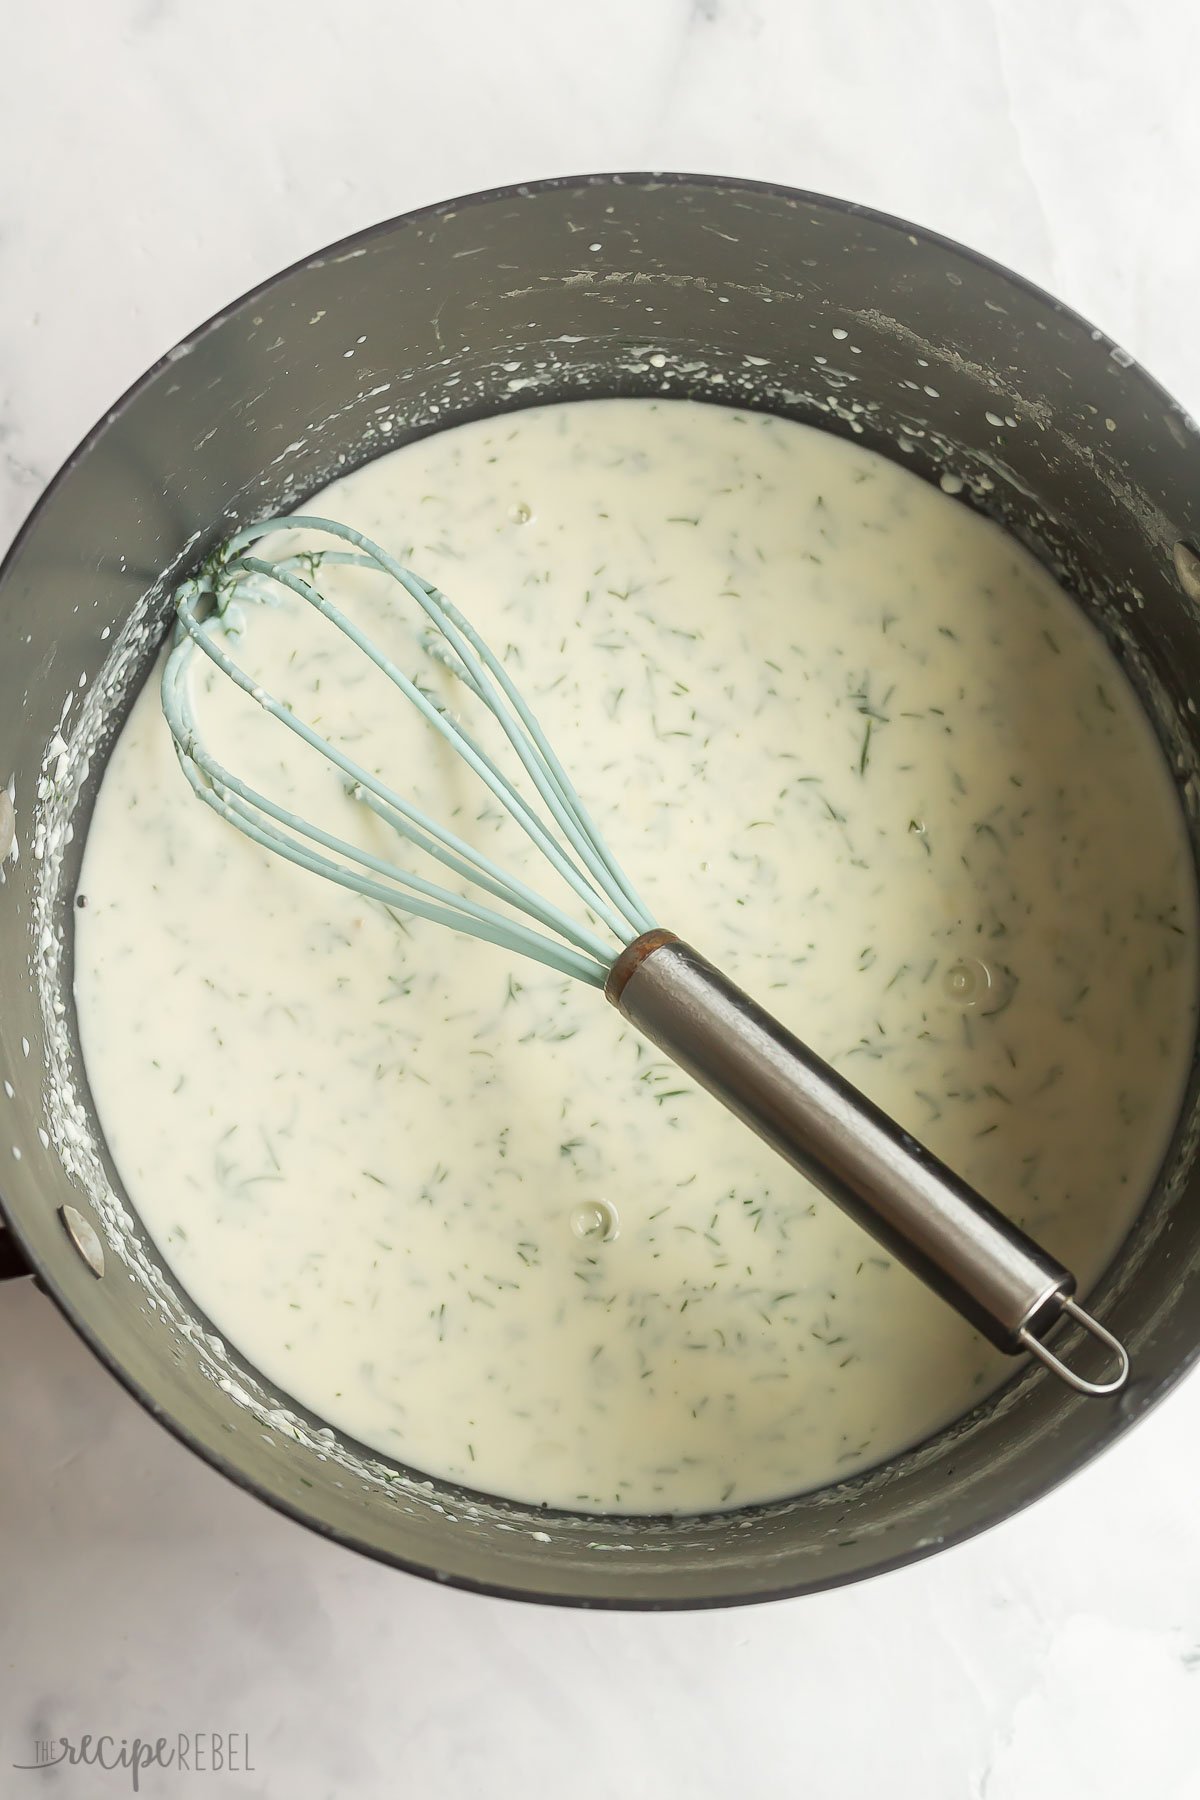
xmin=3 ymin=1 xmax=1200 ymax=1794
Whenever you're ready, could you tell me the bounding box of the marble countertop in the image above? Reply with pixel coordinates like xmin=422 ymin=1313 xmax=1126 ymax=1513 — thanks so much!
xmin=3 ymin=1 xmax=1200 ymax=1795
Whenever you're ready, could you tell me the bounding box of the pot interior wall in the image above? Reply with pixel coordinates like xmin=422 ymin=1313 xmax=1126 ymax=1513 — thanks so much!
xmin=2 ymin=175 xmax=1200 ymax=1606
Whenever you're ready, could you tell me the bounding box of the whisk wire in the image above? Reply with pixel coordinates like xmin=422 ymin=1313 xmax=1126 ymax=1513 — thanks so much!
xmin=162 ymin=639 xmax=614 ymax=982
xmin=165 ymin=637 xmax=615 ymax=957
xmin=162 ymin=514 xmax=655 ymax=983
xmin=229 ymin=517 xmax=655 ymax=935
xmin=168 ymin=608 xmax=618 ymax=963
xmin=229 ymin=550 xmax=635 ymax=944
xmin=173 ymin=739 xmax=608 ymax=982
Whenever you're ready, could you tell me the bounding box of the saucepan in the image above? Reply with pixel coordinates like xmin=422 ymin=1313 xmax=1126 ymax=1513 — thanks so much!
xmin=2 ymin=173 xmax=1199 ymax=1608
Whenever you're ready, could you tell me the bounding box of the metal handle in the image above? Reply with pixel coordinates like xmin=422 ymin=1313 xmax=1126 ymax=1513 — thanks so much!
xmin=607 ymin=931 xmax=1127 ymax=1395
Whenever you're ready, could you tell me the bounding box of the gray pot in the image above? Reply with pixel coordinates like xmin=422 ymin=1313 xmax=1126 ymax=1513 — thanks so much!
xmin=2 ymin=173 xmax=1198 ymax=1608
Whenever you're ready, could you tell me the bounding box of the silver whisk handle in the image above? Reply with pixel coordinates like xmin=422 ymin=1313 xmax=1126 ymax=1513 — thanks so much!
xmin=605 ymin=931 xmax=1128 ymax=1396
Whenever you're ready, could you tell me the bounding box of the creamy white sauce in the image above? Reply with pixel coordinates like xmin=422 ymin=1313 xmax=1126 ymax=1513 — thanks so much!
xmin=75 ymin=400 xmax=1198 ymax=1514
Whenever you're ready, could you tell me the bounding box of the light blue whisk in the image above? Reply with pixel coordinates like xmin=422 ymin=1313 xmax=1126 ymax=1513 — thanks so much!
xmin=160 ymin=514 xmax=1129 ymax=1398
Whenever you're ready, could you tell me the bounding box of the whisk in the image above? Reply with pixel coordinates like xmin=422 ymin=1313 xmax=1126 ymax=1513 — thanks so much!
xmin=162 ymin=514 xmax=1129 ymax=1398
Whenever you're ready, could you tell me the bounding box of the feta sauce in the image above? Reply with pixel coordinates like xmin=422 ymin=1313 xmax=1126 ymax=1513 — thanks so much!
xmin=74 ymin=400 xmax=1197 ymax=1513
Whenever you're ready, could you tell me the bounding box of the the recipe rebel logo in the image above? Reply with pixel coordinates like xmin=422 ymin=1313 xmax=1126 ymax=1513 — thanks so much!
xmin=12 ymin=1731 xmax=255 ymax=1790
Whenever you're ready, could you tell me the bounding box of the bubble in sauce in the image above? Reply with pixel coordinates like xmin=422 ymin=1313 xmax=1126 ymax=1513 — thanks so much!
xmin=941 ymin=956 xmax=1016 ymax=1014
xmin=570 ymin=1200 xmax=619 ymax=1243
